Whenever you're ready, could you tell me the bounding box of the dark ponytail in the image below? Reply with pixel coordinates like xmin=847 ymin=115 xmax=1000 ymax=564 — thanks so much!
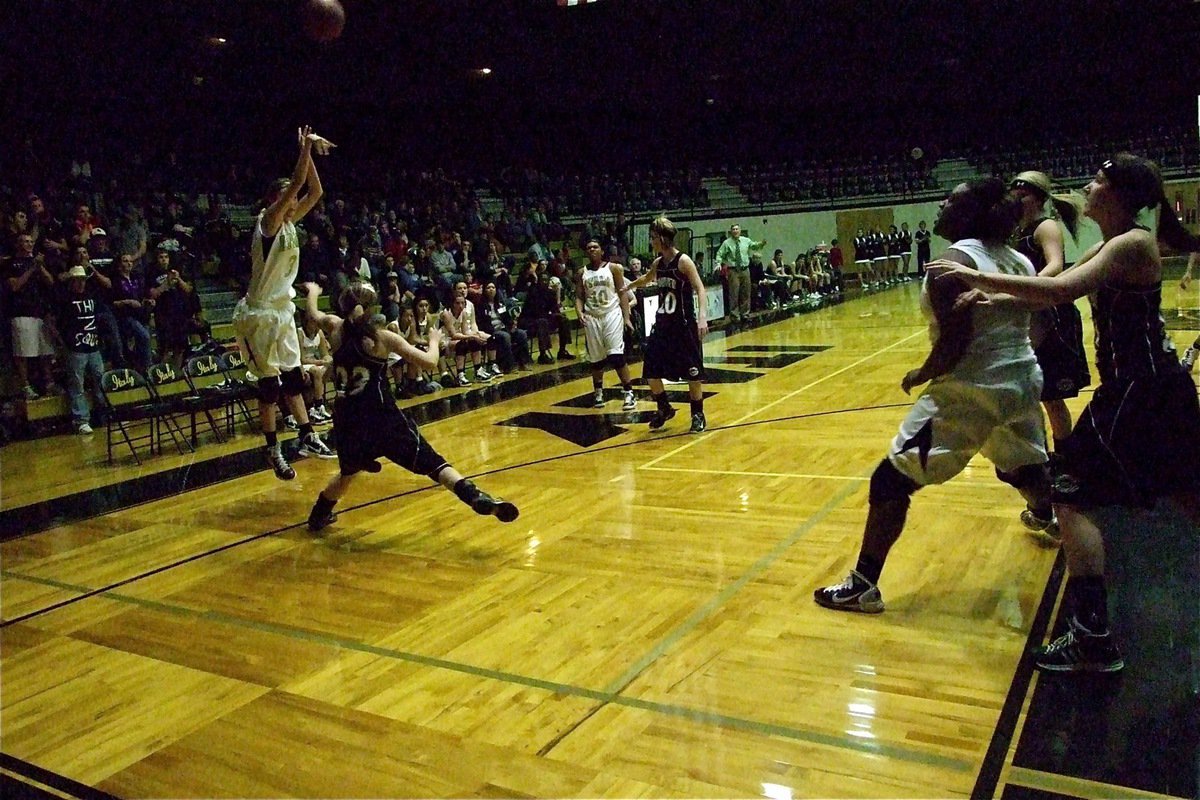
xmin=1155 ymin=196 xmax=1200 ymax=253
xmin=1101 ymin=153 xmax=1200 ymax=253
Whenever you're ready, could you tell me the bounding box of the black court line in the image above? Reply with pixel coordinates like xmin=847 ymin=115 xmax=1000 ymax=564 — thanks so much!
xmin=0 ymin=401 xmax=911 ymax=628
xmin=971 ymin=550 xmax=1067 ymax=800
xmin=0 ymin=361 xmax=599 ymax=541
xmin=0 ymin=754 xmax=120 ymax=800
xmin=0 ymin=311 xmax=850 ymax=541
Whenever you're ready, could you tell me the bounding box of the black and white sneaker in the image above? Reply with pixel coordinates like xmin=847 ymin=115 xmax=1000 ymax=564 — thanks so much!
xmin=1020 ymin=508 xmax=1061 ymax=545
xmin=1033 ymin=617 xmax=1124 ymax=673
xmin=593 ymin=389 xmax=605 ymax=408
xmin=266 ymin=445 xmax=295 ymax=480
xmin=307 ymin=507 xmax=337 ymax=532
xmin=298 ymin=432 xmax=336 ymax=459
xmin=470 ymin=490 xmax=520 ymax=522
xmin=1182 ymin=346 xmax=1197 ymax=373
xmin=648 ymin=405 xmax=676 ymax=430
xmin=813 ymin=570 xmax=884 ymax=613
xmin=689 ymin=411 xmax=707 ymax=433
xmin=621 ymin=390 xmax=637 ymax=411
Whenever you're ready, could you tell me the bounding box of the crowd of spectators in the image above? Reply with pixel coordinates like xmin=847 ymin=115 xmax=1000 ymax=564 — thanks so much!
xmin=4 ymin=121 xmax=1197 ymax=438
xmin=731 ymin=154 xmax=939 ymax=205
xmin=968 ymin=123 xmax=1200 ymax=184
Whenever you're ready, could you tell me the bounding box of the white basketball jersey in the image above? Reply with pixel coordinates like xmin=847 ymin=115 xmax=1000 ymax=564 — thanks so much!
xmin=582 ymin=262 xmax=619 ymax=317
xmin=299 ymin=326 xmax=322 ymax=361
xmin=248 ymin=212 xmax=300 ymax=309
xmin=922 ymin=238 xmax=1037 ymax=378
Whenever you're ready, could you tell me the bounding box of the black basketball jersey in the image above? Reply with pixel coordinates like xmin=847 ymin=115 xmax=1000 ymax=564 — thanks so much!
xmin=653 ymin=251 xmax=696 ymax=326
xmin=1091 ymin=280 xmax=1180 ymax=385
xmin=332 ymin=328 xmax=395 ymax=414
xmin=1013 ymin=217 xmax=1048 ymax=273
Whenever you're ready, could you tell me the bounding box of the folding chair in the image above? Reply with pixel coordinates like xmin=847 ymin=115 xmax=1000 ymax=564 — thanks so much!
xmin=184 ymin=354 xmax=253 ymax=437
xmin=99 ymin=368 xmax=193 ymax=465
xmin=218 ymin=349 xmax=260 ymax=429
xmin=146 ymin=361 xmax=226 ymax=446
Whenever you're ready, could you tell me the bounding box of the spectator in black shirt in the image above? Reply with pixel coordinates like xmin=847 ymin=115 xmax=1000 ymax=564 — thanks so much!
xmin=58 ymin=264 xmax=106 ymax=434
xmin=518 ymin=271 xmax=574 ymax=364
xmin=5 ymin=233 xmax=58 ymax=398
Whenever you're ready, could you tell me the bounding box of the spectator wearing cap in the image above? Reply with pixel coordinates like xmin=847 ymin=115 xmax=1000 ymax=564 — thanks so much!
xmin=381 ymin=269 xmax=402 ymax=324
xmin=86 ymin=226 xmax=114 ymax=262
xmin=57 ymin=264 xmax=106 ymax=434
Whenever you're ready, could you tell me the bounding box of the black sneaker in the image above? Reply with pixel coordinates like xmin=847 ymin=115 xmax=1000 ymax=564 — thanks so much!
xmin=1033 ymin=618 xmax=1124 ymax=673
xmin=648 ymin=405 xmax=677 ymax=430
xmin=537 ymin=353 xmax=555 ymax=365
xmin=308 ymin=507 xmax=337 ymax=532
xmin=557 ymin=350 xmax=576 ymax=361
xmin=298 ymin=432 xmax=336 ymax=459
xmin=266 ymin=445 xmax=295 ymax=480
xmin=470 ymin=490 xmax=520 ymax=522
xmin=689 ymin=411 xmax=707 ymax=433
xmin=813 ymin=570 xmax=885 ymax=613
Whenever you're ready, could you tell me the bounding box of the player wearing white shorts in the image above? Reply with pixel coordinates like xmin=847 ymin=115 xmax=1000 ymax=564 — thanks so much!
xmin=577 ymin=238 xmax=636 ymax=411
xmin=815 ymin=177 xmax=1055 ymax=614
xmin=232 ymin=126 xmax=336 ymax=479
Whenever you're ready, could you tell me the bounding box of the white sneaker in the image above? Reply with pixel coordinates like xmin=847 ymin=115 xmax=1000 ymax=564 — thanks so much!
xmin=309 ymin=407 xmax=330 ymax=424
xmin=622 ymin=389 xmax=637 ymax=411
xmin=457 ymin=372 xmax=471 ymax=387
xmin=476 ymin=366 xmax=493 ymax=381
xmin=489 ymin=364 xmax=504 ymax=377
xmin=77 ymin=422 xmax=93 ymax=435
xmin=283 ymin=415 xmax=298 ymax=431
xmin=593 ymin=389 xmax=605 ymax=408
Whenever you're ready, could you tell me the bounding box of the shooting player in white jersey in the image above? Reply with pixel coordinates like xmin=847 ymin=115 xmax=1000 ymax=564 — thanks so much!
xmin=232 ymin=126 xmax=336 ymax=480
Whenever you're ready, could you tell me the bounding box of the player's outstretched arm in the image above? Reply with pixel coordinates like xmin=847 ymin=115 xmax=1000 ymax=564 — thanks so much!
xmin=262 ymin=127 xmax=314 ymax=236
xmin=303 ymin=282 xmax=341 ymax=334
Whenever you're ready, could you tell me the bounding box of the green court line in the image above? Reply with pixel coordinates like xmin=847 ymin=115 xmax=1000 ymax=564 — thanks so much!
xmin=2 ymin=557 xmax=971 ymax=773
xmin=600 ymin=477 xmax=866 ymax=696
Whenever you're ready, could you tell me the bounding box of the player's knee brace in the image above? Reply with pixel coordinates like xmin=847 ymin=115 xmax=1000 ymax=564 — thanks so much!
xmin=869 ymin=459 xmax=919 ymax=506
xmin=280 ymin=366 xmax=306 ymax=397
xmin=606 ymin=353 xmax=626 ymax=370
xmin=257 ymin=375 xmax=281 ymax=405
xmin=995 ymin=463 xmax=1049 ymax=491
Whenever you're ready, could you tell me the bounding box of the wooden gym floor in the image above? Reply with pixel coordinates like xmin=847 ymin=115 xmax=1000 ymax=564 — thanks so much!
xmin=2 ymin=282 xmax=1197 ymax=799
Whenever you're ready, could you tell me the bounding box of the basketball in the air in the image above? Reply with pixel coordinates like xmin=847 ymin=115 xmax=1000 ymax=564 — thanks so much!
xmin=301 ymin=0 xmax=345 ymax=43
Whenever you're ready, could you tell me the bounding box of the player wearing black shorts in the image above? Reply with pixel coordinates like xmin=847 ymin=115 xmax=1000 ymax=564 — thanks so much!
xmin=1010 ymin=172 xmax=1090 ymax=453
xmin=623 ymin=216 xmax=709 ymax=433
xmin=300 ymin=281 xmax=518 ymax=532
xmin=931 ymin=154 xmax=1200 ymax=673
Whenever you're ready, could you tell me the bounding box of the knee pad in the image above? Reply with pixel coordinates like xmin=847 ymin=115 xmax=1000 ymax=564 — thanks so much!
xmin=869 ymin=459 xmax=919 ymax=505
xmin=280 ymin=366 xmax=306 ymax=396
xmin=606 ymin=352 xmax=626 ymax=370
xmin=257 ymin=375 xmax=281 ymax=405
xmin=995 ymin=463 xmax=1049 ymax=491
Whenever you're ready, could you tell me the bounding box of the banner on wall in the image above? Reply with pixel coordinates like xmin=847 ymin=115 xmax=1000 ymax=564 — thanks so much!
xmin=638 ymin=284 xmax=724 ymax=338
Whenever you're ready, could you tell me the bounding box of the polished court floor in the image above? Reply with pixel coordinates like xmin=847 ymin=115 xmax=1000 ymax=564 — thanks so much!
xmin=2 ymin=282 xmax=1197 ymax=799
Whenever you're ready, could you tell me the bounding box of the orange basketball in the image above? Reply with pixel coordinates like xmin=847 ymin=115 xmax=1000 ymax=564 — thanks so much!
xmin=301 ymin=0 xmax=345 ymax=43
